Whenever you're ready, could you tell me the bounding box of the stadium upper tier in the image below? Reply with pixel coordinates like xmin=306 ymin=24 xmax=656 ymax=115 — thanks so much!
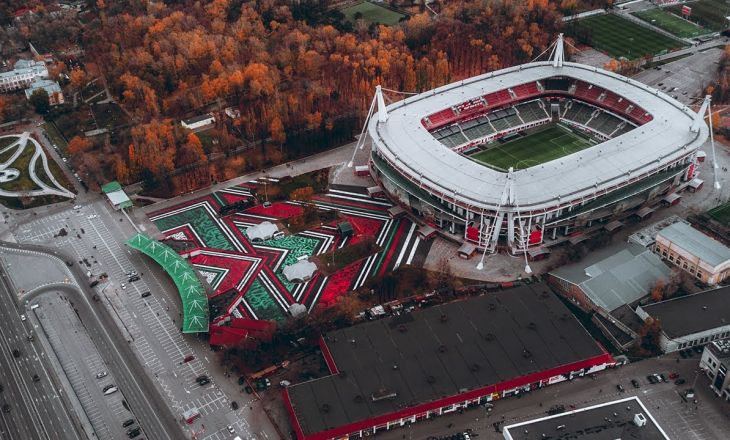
xmin=368 ymin=61 xmax=707 ymax=212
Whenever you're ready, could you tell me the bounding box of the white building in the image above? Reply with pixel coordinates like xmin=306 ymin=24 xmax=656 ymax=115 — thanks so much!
xmin=0 ymin=59 xmax=48 ymax=92
xmin=699 ymin=339 xmax=730 ymax=401
xmin=636 ymin=286 xmax=730 ymax=353
xmin=181 ymin=114 xmax=215 ymax=130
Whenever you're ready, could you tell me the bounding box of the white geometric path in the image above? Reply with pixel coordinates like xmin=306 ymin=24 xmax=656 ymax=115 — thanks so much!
xmin=0 ymin=132 xmax=74 ymax=199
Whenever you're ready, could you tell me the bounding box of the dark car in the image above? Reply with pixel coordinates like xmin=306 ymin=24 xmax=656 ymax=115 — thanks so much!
xmin=693 ymin=345 xmax=704 ymax=354
xmin=244 ymin=386 xmax=253 ymax=394
xmin=647 ymin=375 xmax=657 ymax=384
xmin=127 ymin=427 xmax=141 ymax=438
xmin=12 ymin=349 xmax=20 ymax=358
xmin=616 ymin=384 xmax=625 ymax=393
xmin=195 ymin=375 xmax=208 ymax=383
xmin=32 ymin=374 xmax=40 ymax=382
xmin=128 ymin=275 xmax=140 ymax=282
xmin=89 ymin=280 xmax=99 ymax=288
xmin=659 ymin=374 xmax=668 ymax=383
xmin=631 ymin=379 xmax=640 ymax=389
xmin=197 ymin=378 xmax=210 ymax=386
xmin=141 ymin=291 xmax=151 ymax=298
xmin=1 ymin=404 xmax=9 ymax=413
xmin=674 ymin=378 xmax=686 ymax=385
xmin=122 ymin=419 xmax=135 ymax=428
xmin=680 ymin=350 xmax=688 ymax=358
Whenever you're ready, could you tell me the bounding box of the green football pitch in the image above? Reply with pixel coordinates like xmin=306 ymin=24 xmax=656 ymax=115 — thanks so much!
xmin=633 ymin=8 xmax=709 ymax=38
xmin=571 ymin=13 xmax=687 ymax=59
xmin=469 ymin=125 xmax=594 ymax=171
xmin=708 ymin=202 xmax=730 ymax=227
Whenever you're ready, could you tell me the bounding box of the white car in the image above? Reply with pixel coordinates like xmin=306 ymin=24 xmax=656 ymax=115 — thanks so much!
xmin=87 ymin=215 xmax=98 ymax=220
xmin=227 ymin=426 xmax=235 ymax=434
xmin=96 ymin=371 xmax=108 ymax=379
xmin=73 ymin=205 xmax=82 ymax=210
xmin=120 ymin=283 xmax=126 ymax=290
xmin=103 ymin=387 xmax=118 ymax=395
xmin=20 ymin=314 xmax=26 ymax=321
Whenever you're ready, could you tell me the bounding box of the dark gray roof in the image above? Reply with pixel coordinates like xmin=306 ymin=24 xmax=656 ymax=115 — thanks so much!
xmin=286 ymin=283 xmax=607 ymax=436
xmin=640 ymin=286 xmax=730 ymax=338
xmin=549 ymin=242 xmax=670 ymax=312
xmin=503 ymin=396 xmax=669 ymax=440
xmin=657 ymin=222 xmax=730 ymax=268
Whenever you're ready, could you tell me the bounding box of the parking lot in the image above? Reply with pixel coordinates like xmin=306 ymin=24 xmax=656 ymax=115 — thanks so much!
xmin=34 ymin=292 xmax=139 ymax=440
xmin=377 ymin=352 xmax=730 ymax=440
xmin=13 ymin=200 xmax=278 ymax=439
xmin=633 ymin=46 xmax=724 ymax=105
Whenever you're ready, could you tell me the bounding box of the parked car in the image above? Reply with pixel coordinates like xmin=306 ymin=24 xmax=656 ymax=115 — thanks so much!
xmin=182 ymin=355 xmax=194 ymax=363
xmin=127 ymin=427 xmax=140 ymax=438
xmin=669 ymin=372 xmax=679 ymax=380
xmin=279 ymin=380 xmax=291 ymax=388
xmin=103 ymin=384 xmax=115 ymax=392
xmin=659 ymin=373 xmax=668 ymax=383
xmin=96 ymin=371 xmax=108 ymax=379
xmin=647 ymin=375 xmax=657 ymax=384
xmin=2 ymin=404 xmax=9 ymax=413
xmin=104 ymin=387 xmax=118 ymax=395
xmin=631 ymin=379 xmax=640 ymax=389
xmin=674 ymin=378 xmax=686 ymax=385
xmin=122 ymin=419 xmax=135 ymax=428
xmin=616 ymin=384 xmax=625 ymax=393
xmin=20 ymin=315 xmax=26 ymax=322
xmin=32 ymin=374 xmax=40 ymax=382
xmin=141 ymin=291 xmax=151 ymax=298
xmin=128 ymin=275 xmax=140 ymax=282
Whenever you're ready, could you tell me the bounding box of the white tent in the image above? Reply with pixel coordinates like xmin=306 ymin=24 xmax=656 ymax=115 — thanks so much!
xmin=246 ymin=221 xmax=278 ymax=242
xmin=283 ymin=260 xmax=317 ymax=282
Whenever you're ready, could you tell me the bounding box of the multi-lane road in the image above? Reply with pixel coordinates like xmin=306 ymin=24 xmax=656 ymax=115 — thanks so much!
xmin=0 ymin=243 xmax=187 ymax=440
xmin=0 ymin=258 xmax=83 ymax=440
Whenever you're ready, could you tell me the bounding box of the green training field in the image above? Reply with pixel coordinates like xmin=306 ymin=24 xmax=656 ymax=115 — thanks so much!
xmin=341 ymin=1 xmax=406 ymax=25
xmin=469 ymin=125 xmax=594 ymax=171
xmin=633 ymin=8 xmax=709 ymax=38
xmin=572 ymin=13 xmax=687 ymax=59
xmin=668 ymin=0 xmax=730 ymax=31
xmin=708 ymin=202 xmax=730 ymax=227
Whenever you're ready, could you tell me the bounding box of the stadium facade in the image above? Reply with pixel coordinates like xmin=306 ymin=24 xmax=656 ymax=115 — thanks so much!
xmin=367 ymin=36 xmax=709 ymax=256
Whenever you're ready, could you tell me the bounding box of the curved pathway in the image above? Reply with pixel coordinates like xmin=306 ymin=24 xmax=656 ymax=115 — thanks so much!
xmin=0 ymin=132 xmax=74 ymax=199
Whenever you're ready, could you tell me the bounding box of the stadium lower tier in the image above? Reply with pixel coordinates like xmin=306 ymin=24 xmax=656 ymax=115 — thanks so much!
xmin=370 ymin=148 xmax=698 ymax=255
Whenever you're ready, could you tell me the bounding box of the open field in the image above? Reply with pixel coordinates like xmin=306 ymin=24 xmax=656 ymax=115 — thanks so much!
xmin=571 ymin=13 xmax=687 ymax=59
xmin=633 ymin=8 xmax=709 ymax=38
xmin=341 ymin=1 xmax=406 ymax=25
xmin=668 ymin=0 xmax=730 ymax=31
xmin=469 ymin=125 xmax=594 ymax=171
xmin=708 ymin=201 xmax=730 ymax=226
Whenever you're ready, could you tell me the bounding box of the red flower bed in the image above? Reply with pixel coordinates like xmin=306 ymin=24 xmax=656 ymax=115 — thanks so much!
xmin=246 ymin=202 xmax=303 ymax=219
xmin=317 ymin=259 xmax=364 ymax=307
xmin=341 ymin=214 xmax=384 ymax=244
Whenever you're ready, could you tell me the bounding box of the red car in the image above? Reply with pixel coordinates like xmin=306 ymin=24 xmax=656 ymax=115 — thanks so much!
xmin=669 ymin=372 xmax=680 ymax=380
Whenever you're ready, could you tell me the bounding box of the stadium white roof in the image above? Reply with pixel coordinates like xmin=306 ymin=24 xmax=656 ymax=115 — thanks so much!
xmin=369 ymin=61 xmax=707 ymax=211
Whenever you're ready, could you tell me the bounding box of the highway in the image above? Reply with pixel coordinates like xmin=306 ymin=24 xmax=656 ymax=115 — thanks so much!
xmin=0 ymin=259 xmax=83 ymax=440
xmin=0 ymin=242 xmax=186 ymax=440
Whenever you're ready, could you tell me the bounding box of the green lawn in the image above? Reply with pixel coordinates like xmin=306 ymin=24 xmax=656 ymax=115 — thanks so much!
xmin=668 ymin=0 xmax=730 ymax=31
xmin=0 ymin=143 xmax=40 ymax=192
xmin=571 ymin=13 xmax=687 ymax=59
xmin=42 ymin=122 xmax=68 ymax=150
xmin=633 ymin=8 xmax=709 ymax=38
xmin=341 ymin=1 xmax=406 ymax=25
xmin=708 ymin=201 xmax=730 ymax=227
xmin=469 ymin=125 xmax=594 ymax=171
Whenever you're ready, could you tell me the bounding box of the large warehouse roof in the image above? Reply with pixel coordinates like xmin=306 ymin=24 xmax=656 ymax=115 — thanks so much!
xmin=285 ymin=283 xmax=611 ymax=438
xmin=639 ymin=286 xmax=730 ymax=338
xmin=549 ymin=242 xmax=671 ymax=312
xmin=369 ymin=61 xmax=706 ymax=210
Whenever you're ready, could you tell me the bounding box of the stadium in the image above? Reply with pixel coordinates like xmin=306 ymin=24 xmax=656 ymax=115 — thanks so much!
xmin=367 ymin=35 xmax=710 ymax=258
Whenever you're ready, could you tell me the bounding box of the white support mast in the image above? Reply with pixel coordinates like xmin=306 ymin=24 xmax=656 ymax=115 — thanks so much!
xmin=552 ymin=33 xmax=565 ymax=68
